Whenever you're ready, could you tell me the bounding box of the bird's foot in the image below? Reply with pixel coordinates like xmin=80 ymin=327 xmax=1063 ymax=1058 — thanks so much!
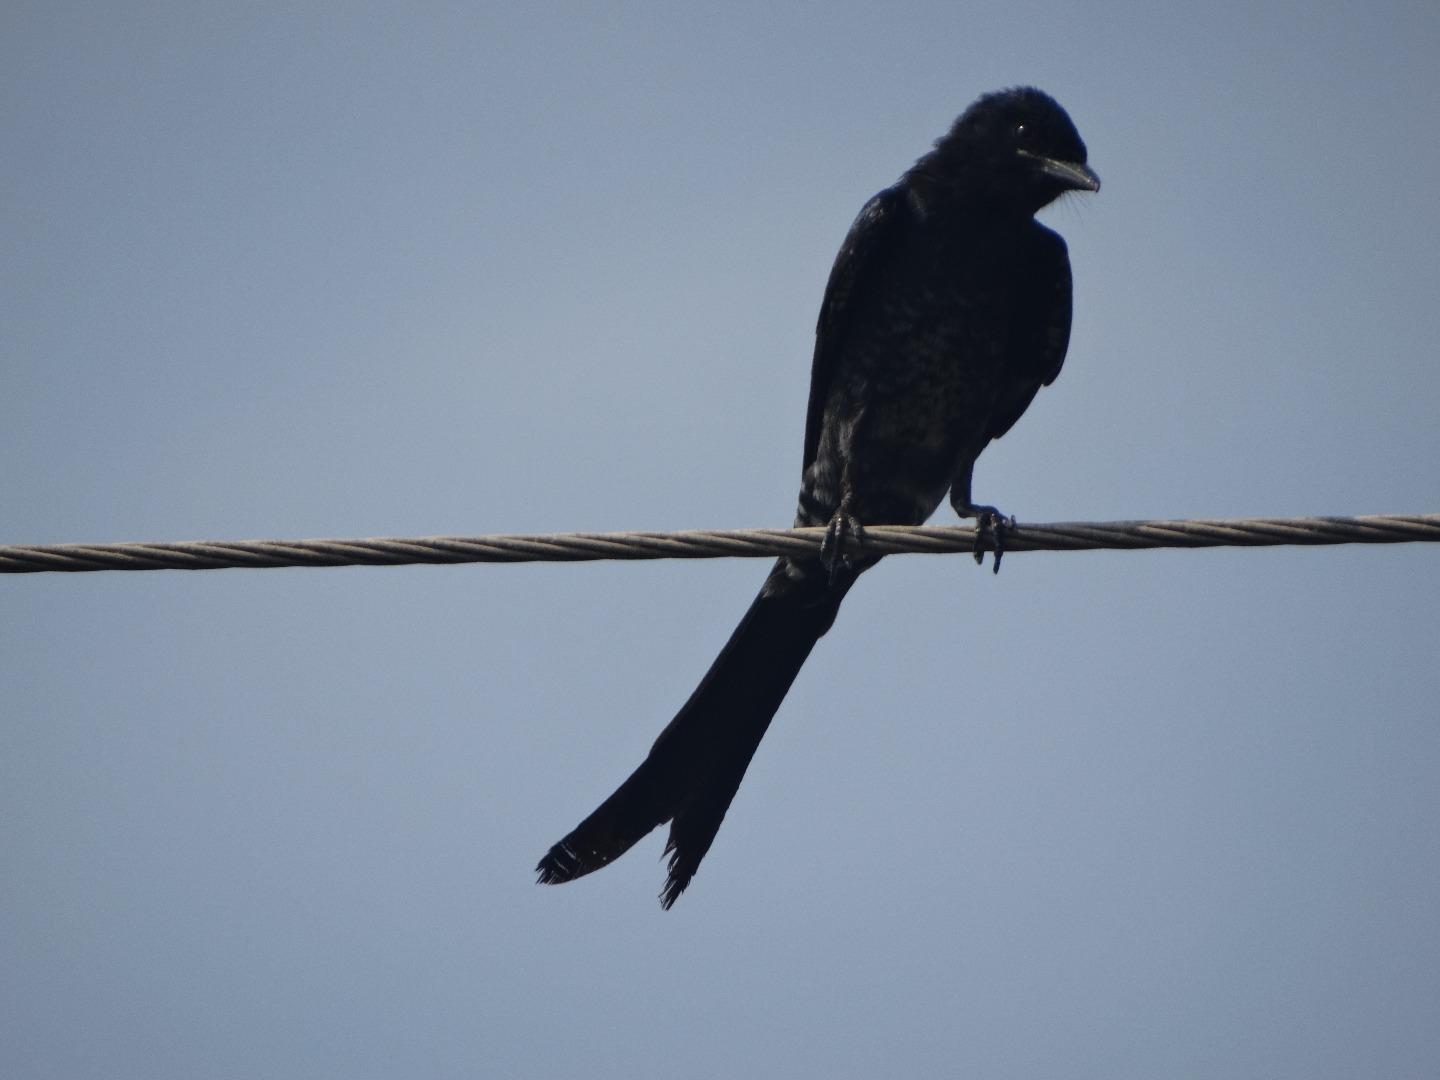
xmin=820 ymin=509 xmax=865 ymax=583
xmin=958 ymin=504 xmax=1015 ymax=575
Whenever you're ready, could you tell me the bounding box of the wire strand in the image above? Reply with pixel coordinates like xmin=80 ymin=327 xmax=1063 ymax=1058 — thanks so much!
xmin=2 ymin=513 xmax=1437 ymax=574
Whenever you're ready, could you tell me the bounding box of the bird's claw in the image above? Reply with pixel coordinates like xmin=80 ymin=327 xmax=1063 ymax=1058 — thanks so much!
xmin=967 ymin=505 xmax=1015 ymax=575
xmin=820 ymin=510 xmax=865 ymax=583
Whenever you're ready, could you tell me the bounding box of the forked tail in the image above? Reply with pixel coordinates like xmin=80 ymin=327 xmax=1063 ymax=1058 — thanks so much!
xmin=536 ymin=558 xmax=857 ymax=907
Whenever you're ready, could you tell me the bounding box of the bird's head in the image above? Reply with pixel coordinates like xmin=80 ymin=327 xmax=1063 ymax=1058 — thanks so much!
xmin=916 ymin=87 xmax=1099 ymax=213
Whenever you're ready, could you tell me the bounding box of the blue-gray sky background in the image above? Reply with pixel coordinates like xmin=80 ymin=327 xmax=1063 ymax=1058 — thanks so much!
xmin=4 ymin=4 xmax=1438 ymax=1077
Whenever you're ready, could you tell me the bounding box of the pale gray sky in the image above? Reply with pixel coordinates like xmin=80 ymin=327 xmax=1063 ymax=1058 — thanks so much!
xmin=4 ymin=4 xmax=1439 ymax=1078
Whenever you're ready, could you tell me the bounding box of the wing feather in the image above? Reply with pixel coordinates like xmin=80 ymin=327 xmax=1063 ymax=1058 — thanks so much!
xmin=802 ymin=187 xmax=912 ymax=470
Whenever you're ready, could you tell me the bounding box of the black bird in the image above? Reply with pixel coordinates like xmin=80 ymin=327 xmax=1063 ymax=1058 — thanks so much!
xmin=537 ymin=87 xmax=1099 ymax=907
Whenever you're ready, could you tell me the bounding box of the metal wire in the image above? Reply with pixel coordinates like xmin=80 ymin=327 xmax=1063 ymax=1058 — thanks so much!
xmin=2 ymin=513 xmax=1436 ymax=574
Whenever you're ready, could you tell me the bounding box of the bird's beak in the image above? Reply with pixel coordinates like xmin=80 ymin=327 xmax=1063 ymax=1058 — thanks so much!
xmin=1019 ymin=149 xmax=1101 ymax=192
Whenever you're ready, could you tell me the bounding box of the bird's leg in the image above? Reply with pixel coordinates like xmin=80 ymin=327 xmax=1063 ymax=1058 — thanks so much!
xmin=949 ymin=466 xmax=1014 ymax=575
xmin=820 ymin=500 xmax=865 ymax=584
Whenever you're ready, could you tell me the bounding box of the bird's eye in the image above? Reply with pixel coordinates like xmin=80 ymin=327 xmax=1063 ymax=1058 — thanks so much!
xmin=1014 ymin=122 xmax=1030 ymax=142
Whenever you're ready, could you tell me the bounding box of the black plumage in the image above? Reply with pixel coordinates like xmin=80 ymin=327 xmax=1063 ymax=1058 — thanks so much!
xmin=537 ymin=87 xmax=1099 ymax=907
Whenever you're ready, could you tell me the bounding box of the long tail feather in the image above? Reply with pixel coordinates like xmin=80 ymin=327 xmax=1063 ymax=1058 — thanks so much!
xmin=536 ymin=558 xmax=857 ymax=905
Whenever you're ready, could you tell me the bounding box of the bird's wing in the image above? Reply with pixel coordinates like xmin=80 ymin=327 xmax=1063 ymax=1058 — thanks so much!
xmin=802 ymin=186 xmax=911 ymax=471
xmin=984 ymin=222 xmax=1074 ymax=443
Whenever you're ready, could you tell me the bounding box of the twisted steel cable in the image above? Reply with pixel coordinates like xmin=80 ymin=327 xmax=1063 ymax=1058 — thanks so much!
xmin=1 ymin=513 xmax=1436 ymax=574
